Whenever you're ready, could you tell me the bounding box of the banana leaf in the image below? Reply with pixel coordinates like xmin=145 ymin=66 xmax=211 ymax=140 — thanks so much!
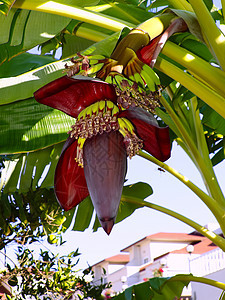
xmin=71 ymin=182 xmax=153 ymax=232
xmin=112 ymin=275 xmax=190 ymax=300
xmin=0 ymin=8 xmax=71 ymax=64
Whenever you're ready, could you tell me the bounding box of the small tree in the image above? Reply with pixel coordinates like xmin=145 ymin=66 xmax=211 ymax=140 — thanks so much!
xmin=0 ymin=245 xmax=110 ymax=299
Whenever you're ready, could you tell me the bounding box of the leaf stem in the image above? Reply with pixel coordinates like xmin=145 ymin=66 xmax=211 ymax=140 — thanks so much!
xmin=13 ymin=0 xmax=134 ymax=32
xmin=0 ymin=250 xmax=17 ymax=267
xmin=161 ymin=41 xmax=225 ymax=98
xmin=222 ymin=0 xmax=225 ymax=21
xmin=91 ymin=1 xmax=141 ymax=25
xmin=138 ymin=150 xmax=225 ymax=234
xmin=165 ymin=86 xmax=174 ymax=100
xmin=75 ymin=25 xmax=109 ymax=42
xmin=158 ymin=96 xmax=225 ymax=206
xmin=187 ymin=0 xmax=225 ymax=70
xmin=155 ymin=57 xmax=225 ymax=119
xmin=122 ymin=196 xmax=225 ymax=251
xmin=166 ymin=0 xmax=193 ymax=11
xmin=169 ymin=275 xmax=225 ymax=291
xmin=189 ymin=97 xmax=216 ymax=176
xmin=137 ymin=13 xmax=175 ymax=39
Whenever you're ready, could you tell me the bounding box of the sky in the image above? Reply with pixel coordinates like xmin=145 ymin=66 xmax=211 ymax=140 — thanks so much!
xmin=44 ymin=143 xmax=225 ymax=270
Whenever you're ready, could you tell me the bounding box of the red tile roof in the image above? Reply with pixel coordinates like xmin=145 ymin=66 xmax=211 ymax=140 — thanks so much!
xmin=92 ymin=254 xmax=129 ymax=267
xmin=139 ymin=262 xmax=152 ymax=272
xmin=171 ymin=238 xmax=217 ymax=254
xmin=121 ymin=232 xmax=204 ymax=252
xmin=105 ymin=254 xmax=130 ymax=263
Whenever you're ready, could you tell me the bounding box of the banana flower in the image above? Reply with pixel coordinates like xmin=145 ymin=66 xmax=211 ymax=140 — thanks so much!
xmin=34 ymin=77 xmax=171 ymax=234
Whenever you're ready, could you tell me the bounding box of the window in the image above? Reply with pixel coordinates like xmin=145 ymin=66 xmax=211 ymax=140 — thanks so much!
xmin=143 ymin=258 xmax=148 ymax=264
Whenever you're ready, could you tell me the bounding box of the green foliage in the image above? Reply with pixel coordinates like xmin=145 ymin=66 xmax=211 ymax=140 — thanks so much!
xmin=61 ymin=34 xmax=94 ymax=58
xmin=1 ymin=246 xmax=110 ymax=299
xmin=68 ymin=182 xmax=153 ymax=232
xmin=0 ymin=99 xmax=72 ymax=153
xmin=203 ymin=0 xmax=213 ymax=11
xmin=94 ymin=1 xmax=153 ymax=24
xmin=112 ymin=276 xmax=189 ymax=299
xmin=149 ymin=0 xmax=172 ymax=10
xmin=0 ymin=8 xmax=71 ymax=65
xmin=0 ymin=52 xmax=56 ymax=78
xmin=0 ymin=188 xmax=65 ymax=249
xmin=0 ymin=0 xmax=15 ymax=15
xmin=219 ymin=291 xmax=225 ymax=300
xmin=1 ymin=144 xmax=64 ymax=191
xmin=201 ymin=104 xmax=225 ymax=166
xmin=0 ymin=151 xmax=67 ymax=246
xmin=116 ymin=182 xmax=153 ymax=223
xmin=0 ymin=146 xmax=154 ymax=244
xmin=169 ymin=32 xmax=213 ymax=62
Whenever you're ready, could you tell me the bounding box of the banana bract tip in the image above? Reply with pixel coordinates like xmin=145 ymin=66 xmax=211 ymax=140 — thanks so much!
xmin=100 ymin=218 xmax=115 ymax=235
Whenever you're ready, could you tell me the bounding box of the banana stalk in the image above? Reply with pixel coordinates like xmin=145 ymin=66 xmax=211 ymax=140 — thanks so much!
xmin=123 ymin=195 xmax=225 ymax=251
xmin=155 ymin=57 xmax=225 ymax=119
xmin=159 ymin=95 xmax=225 ymax=206
xmin=138 ymin=150 xmax=225 ymax=235
xmin=188 ymin=0 xmax=225 ymax=70
xmin=74 ymin=25 xmax=109 ymax=42
xmin=222 ymin=0 xmax=225 ymax=21
xmin=161 ymin=41 xmax=225 ymax=98
xmin=165 ymin=0 xmax=193 ymax=11
xmin=13 ymin=0 xmax=133 ymax=32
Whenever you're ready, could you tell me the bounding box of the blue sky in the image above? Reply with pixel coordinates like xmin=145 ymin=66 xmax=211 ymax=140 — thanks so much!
xmin=3 ymin=143 xmax=224 ymax=270
xmin=46 ymin=143 xmax=225 ymax=269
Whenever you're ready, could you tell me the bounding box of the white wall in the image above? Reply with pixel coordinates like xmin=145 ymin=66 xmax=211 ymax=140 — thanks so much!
xmin=139 ymin=240 xmax=151 ymax=264
xmin=126 ymin=240 xmax=189 ymax=266
xmin=164 ymin=253 xmax=199 ymax=277
xmin=139 ymin=259 xmax=162 ymax=281
xmin=108 ymin=264 xmax=125 ymax=274
xmin=126 ymin=245 xmax=142 ymax=266
xmin=92 ymin=261 xmax=109 ymax=284
xmin=108 ymin=266 xmax=140 ymax=293
xmin=190 ymin=248 xmax=225 ymax=277
xmin=191 ymin=269 xmax=225 ymax=300
xmin=126 ymin=240 xmax=152 ymax=266
xmin=190 ymin=248 xmax=225 ymax=299
xmin=149 ymin=241 xmax=189 ymax=260
xmin=108 ymin=267 xmax=127 ymax=292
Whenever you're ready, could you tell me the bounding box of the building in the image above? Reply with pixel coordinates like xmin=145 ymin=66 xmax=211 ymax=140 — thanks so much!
xmin=92 ymin=230 xmax=224 ymax=299
xmin=190 ymin=246 xmax=225 ymax=299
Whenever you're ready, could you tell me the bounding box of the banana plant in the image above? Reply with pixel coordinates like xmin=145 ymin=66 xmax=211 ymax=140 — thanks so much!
xmin=33 ymin=74 xmax=170 ymax=234
xmin=1 ymin=0 xmax=225 ymax=298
